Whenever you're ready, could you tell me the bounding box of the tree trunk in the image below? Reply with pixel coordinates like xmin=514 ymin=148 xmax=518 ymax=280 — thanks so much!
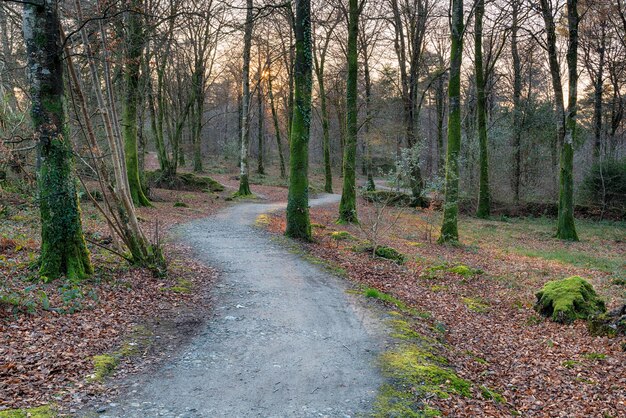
xmin=593 ymin=25 xmax=606 ymax=164
xmin=475 ymin=0 xmax=490 ymax=218
xmin=438 ymin=0 xmax=463 ymax=243
xmin=285 ymin=0 xmax=312 ymax=240
xmin=556 ymin=0 xmax=579 ymax=240
xmin=257 ymin=49 xmax=265 ymax=175
xmin=540 ymin=0 xmax=578 ymax=240
xmin=238 ymin=0 xmax=253 ymax=196
xmin=122 ymin=0 xmax=151 ymax=207
xmin=23 ymin=1 xmax=92 ymax=280
xmin=511 ymin=0 xmax=522 ymax=204
xmin=338 ymin=0 xmax=359 ymax=224
xmin=267 ymin=58 xmax=286 ymax=179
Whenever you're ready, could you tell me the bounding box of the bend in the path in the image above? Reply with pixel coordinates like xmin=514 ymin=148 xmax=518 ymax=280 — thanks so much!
xmin=98 ymin=194 xmax=386 ymax=418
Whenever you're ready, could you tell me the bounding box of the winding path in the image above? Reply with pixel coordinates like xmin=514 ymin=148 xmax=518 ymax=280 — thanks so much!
xmin=99 ymin=195 xmax=386 ymax=417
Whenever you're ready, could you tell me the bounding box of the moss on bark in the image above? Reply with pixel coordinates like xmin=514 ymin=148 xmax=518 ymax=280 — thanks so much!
xmin=24 ymin=0 xmax=92 ymax=281
xmin=438 ymin=0 xmax=463 ymax=244
xmin=285 ymin=0 xmax=312 ymax=240
xmin=338 ymin=0 xmax=359 ymax=224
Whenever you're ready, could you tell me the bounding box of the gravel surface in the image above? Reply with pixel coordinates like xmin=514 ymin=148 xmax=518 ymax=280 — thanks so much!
xmin=94 ymin=194 xmax=387 ymax=418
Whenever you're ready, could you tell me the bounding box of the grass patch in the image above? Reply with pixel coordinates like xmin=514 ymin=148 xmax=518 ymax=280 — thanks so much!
xmin=423 ymin=263 xmax=482 ymax=279
xmin=514 ymin=247 xmax=624 ymax=277
xmin=583 ymin=352 xmax=606 ymax=361
xmin=479 ymin=385 xmax=506 ymax=403
xmin=169 ymin=278 xmax=193 ymax=294
xmin=364 ymin=288 xmax=429 ymax=318
xmin=173 ymin=201 xmax=188 ymax=208
xmin=562 ymin=360 xmax=580 ymax=368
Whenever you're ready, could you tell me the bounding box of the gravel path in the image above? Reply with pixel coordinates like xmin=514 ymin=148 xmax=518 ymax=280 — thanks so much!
xmin=98 ymin=194 xmax=386 ymax=417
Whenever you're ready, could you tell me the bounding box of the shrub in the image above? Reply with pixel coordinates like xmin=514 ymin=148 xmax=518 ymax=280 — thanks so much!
xmin=580 ymin=158 xmax=626 ymax=212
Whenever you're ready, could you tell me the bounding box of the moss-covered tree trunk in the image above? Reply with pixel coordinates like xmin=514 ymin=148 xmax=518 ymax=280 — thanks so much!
xmin=238 ymin=0 xmax=253 ymax=196
xmin=338 ymin=0 xmax=359 ymax=224
xmin=23 ymin=0 xmax=92 ymax=280
xmin=556 ymin=0 xmax=579 ymax=241
xmin=192 ymin=61 xmax=205 ymax=173
xmin=438 ymin=0 xmax=463 ymax=244
xmin=267 ymin=59 xmax=286 ymax=179
xmin=474 ymin=0 xmax=490 ymax=219
xmin=285 ymin=0 xmax=312 ymax=240
xmin=122 ymin=0 xmax=150 ymax=207
xmin=540 ymin=0 xmax=579 ymax=241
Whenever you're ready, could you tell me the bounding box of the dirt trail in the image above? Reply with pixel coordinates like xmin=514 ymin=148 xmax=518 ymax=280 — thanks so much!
xmin=96 ymin=195 xmax=386 ymax=417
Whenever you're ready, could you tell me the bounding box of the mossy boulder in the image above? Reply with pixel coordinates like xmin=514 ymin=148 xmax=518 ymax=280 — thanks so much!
xmin=146 ymin=170 xmax=224 ymax=192
xmin=375 ymin=246 xmax=406 ymax=264
xmin=588 ymin=304 xmax=626 ymax=337
xmin=534 ymin=276 xmax=606 ymax=324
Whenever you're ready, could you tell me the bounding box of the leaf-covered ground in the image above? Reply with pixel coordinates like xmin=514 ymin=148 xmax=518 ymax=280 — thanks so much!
xmin=267 ymin=198 xmax=625 ymax=417
xmin=0 ymin=184 xmax=229 ymax=412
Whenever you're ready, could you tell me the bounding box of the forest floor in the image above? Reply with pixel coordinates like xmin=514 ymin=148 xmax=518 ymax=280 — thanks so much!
xmin=1 ymin=166 xmax=625 ymax=417
xmin=264 ymin=193 xmax=626 ymax=417
xmin=0 ymin=180 xmax=238 ymax=413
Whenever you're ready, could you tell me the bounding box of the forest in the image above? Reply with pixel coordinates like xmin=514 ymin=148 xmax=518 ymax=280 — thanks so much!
xmin=0 ymin=0 xmax=625 ymax=417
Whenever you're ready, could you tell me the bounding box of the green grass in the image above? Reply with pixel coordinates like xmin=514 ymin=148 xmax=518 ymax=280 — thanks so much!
xmin=513 ymin=247 xmax=623 ymax=275
xmin=0 ymin=406 xmax=57 ymax=418
xmin=364 ymin=287 xmax=430 ymax=318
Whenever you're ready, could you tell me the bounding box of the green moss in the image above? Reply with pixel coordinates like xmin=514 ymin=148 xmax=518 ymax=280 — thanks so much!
xmin=310 ymin=223 xmax=326 ymax=229
xmin=92 ymin=354 xmax=118 ymax=381
xmin=0 ymin=405 xmax=57 ymax=418
xmin=479 ymin=385 xmax=506 ymax=403
xmin=173 ymin=201 xmax=188 ymax=208
xmin=424 ymin=263 xmax=481 ymax=279
xmin=462 ymin=297 xmax=490 ymax=313
xmin=430 ymin=285 xmax=448 ymax=292
xmin=380 ymin=347 xmax=471 ymax=399
xmin=330 ymin=230 xmax=355 ymax=241
xmin=375 ymin=246 xmax=406 ymax=264
xmin=534 ymin=276 xmax=606 ymax=323
xmin=464 ymin=350 xmax=488 ymax=365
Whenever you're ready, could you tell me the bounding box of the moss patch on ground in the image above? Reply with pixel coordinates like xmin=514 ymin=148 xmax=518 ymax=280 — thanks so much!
xmin=329 ymin=230 xmax=355 ymax=241
xmin=462 ymin=297 xmax=490 ymax=313
xmin=374 ymin=246 xmax=407 ymax=264
xmin=92 ymin=354 xmax=118 ymax=381
xmin=534 ymin=276 xmax=606 ymax=323
xmin=0 ymin=406 xmax=57 ymax=418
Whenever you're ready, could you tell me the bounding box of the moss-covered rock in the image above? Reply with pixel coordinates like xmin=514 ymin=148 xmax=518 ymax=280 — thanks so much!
xmin=588 ymin=304 xmax=626 ymax=337
xmin=146 ymin=170 xmax=224 ymax=192
xmin=375 ymin=246 xmax=406 ymax=264
xmin=534 ymin=276 xmax=606 ymax=324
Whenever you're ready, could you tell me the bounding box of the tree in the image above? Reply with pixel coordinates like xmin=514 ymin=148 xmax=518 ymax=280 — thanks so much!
xmin=312 ymin=7 xmax=340 ymax=193
xmin=510 ymin=0 xmax=523 ymax=204
xmin=474 ymin=0 xmax=490 ymax=218
xmin=285 ymin=0 xmax=313 ymax=239
xmin=23 ymin=0 xmax=92 ymax=280
xmin=438 ymin=0 xmax=463 ymax=243
xmin=237 ymin=0 xmax=254 ymax=196
xmin=122 ymin=0 xmax=151 ymax=207
xmin=539 ymin=0 xmax=579 ymax=240
xmin=389 ymin=0 xmax=433 ymax=204
xmin=338 ymin=0 xmax=361 ymax=224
